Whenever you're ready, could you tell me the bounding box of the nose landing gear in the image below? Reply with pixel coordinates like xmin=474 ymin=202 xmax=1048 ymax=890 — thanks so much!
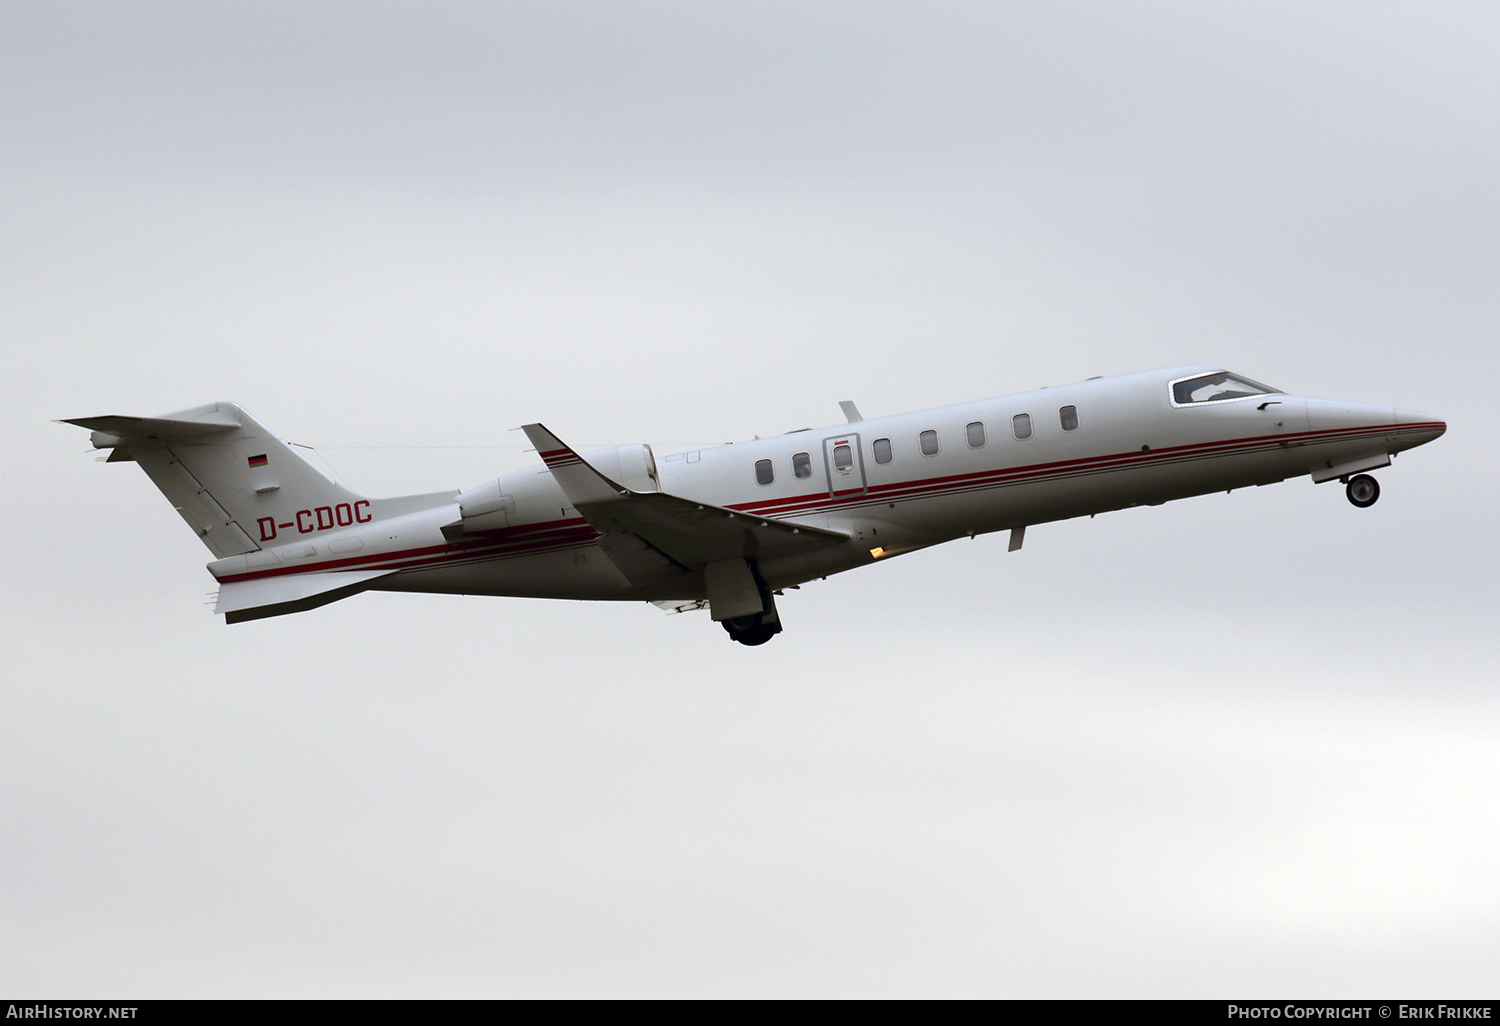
xmin=1345 ymin=474 xmax=1380 ymax=508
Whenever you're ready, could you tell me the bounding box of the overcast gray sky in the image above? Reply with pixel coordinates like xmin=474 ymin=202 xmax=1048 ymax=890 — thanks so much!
xmin=3 ymin=1 xmax=1497 ymax=997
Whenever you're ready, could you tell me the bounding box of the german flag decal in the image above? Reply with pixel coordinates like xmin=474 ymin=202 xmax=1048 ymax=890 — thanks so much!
xmin=248 ymin=454 xmax=268 ymax=468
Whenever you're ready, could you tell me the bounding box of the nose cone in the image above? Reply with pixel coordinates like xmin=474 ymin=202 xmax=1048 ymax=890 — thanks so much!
xmin=1393 ymin=408 xmax=1447 ymax=450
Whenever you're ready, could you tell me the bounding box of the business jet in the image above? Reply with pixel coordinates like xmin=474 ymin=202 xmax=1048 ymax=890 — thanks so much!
xmin=64 ymin=367 xmax=1445 ymax=645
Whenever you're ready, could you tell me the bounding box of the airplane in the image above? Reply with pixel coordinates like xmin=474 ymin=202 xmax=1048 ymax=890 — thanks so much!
xmin=63 ymin=366 xmax=1445 ymax=645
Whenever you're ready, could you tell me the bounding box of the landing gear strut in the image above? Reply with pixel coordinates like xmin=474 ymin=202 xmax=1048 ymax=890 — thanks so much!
xmin=720 ymin=566 xmax=783 ymax=646
xmin=1345 ymin=474 xmax=1380 ymax=508
xmin=708 ymin=558 xmax=785 ymax=646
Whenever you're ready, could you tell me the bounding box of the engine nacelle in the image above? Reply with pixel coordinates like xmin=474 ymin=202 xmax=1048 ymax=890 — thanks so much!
xmin=453 ymin=444 xmax=660 ymax=533
xmin=584 ymin=444 xmax=660 ymax=494
xmin=454 ymin=477 xmax=516 ymax=532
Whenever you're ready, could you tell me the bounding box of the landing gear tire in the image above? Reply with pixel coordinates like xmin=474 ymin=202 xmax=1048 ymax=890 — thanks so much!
xmin=723 ymin=615 xmax=780 ymax=647
xmin=1346 ymin=474 xmax=1380 ymax=508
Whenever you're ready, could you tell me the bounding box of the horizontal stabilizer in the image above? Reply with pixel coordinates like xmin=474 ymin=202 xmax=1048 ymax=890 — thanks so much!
xmin=62 ymin=412 xmax=240 ymax=446
xmin=522 ymin=422 xmax=848 ymax=584
xmin=215 ymin=569 xmax=395 ymax=624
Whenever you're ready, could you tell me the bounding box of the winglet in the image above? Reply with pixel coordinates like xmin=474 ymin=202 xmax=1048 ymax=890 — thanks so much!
xmin=521 ymin=423 xmax=629 ymax=507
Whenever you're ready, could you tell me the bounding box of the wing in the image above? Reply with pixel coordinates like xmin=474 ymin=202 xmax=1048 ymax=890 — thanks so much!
xmin=521 ymin=424 xmax=848 ymax=587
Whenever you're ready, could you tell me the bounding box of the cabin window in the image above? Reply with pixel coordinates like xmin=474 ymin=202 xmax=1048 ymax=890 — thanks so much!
xmin=1171 ymin=371 xmax=1281 ymax=405
xmin=833 ymin=444 xmax=854 ymax=471
xmin=1059 ymin=405 xmax=1079 ymax=431
xmin=755 ymin=459 xmax=774 ymax=486
xmin=966 ymin=421 xmax=986 ymax=448
xmin=1012 ymin=413 xmax=1032 ymax=440
xmin=920 ymin=430 xmax=939 ymax=456
xmin=793 ymin=452 xmax=812 ymax=479
xmin=873 ymin=438 xmax=893 ymax=464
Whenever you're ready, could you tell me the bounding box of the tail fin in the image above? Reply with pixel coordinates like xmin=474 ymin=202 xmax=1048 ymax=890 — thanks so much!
xmin=65 ymin=402 xmax=378 ymax=558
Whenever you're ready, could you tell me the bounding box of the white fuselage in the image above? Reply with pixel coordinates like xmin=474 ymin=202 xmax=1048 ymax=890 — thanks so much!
xmin=333 ymin=366 xmax=1443 ymax=605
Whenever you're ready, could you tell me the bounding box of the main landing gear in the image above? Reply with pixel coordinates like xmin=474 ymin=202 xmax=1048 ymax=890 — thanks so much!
xmin=722 ymin=614 xmax=781 ymax=647
xmin=1345 ymin=473 xmax=1380 ymax=508
xmin=711 ymin=558 xmax=785 ymax=646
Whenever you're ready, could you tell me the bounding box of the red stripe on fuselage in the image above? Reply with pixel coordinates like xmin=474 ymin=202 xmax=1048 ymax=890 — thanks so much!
xmin=728 ymin=420 xmax=1435 ymax=519
xmin=219 ymin=420 xmax=1436 ymax=584
xmin=214 ymin=519 xmax=598 ymax=583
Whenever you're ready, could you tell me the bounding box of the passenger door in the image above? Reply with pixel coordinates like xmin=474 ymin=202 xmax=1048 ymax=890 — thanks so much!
xmin=823 ymin=433 xmax=867 ymax=499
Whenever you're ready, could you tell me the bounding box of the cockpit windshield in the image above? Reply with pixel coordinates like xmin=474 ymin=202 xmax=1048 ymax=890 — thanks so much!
xmin=1171 ymin=371 xmax=1281 ymax=406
